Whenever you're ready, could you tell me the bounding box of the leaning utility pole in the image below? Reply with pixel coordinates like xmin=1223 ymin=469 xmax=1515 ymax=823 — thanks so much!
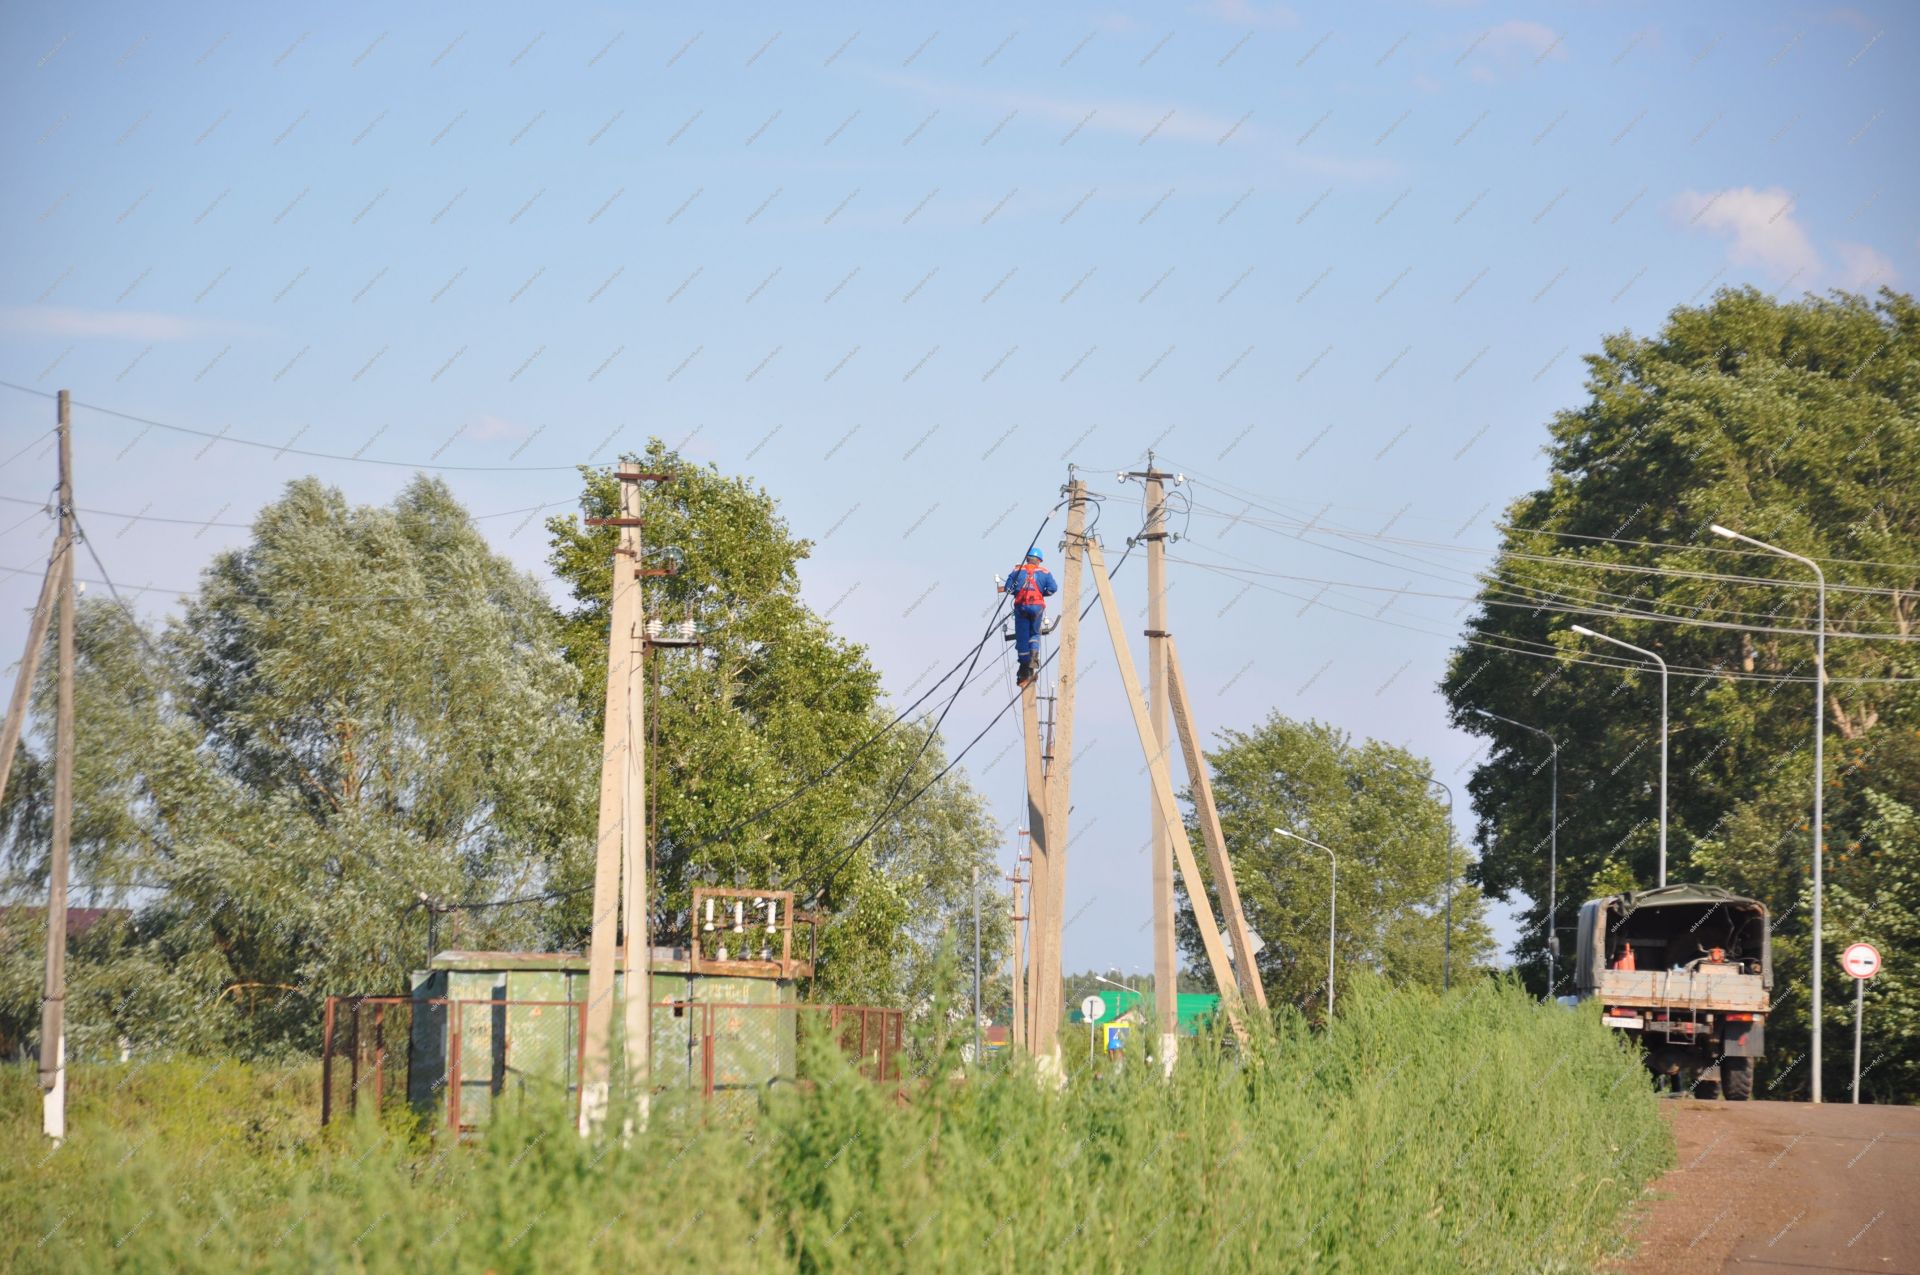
xmin=1166 ymin=636 xmax=1267 ymax=1010
xmin=1031 ymin=480 xmax=1087 ymax=1066
xmin=1130 ymin=460 xmax=1180 ymax=1063
xmin=1086 ymin=535 xmax=1247 ymax=1049
xmin=0 ymin=522 xmax=60 ymax=814
xmin=40 ymin=390 xmax=76 ymax=1142
xmin=580 ymin=464 xmax=651 ymax=1134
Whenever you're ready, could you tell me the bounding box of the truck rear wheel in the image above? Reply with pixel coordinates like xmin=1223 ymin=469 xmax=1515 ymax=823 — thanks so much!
xmin=1722 ymin=1056 xmax=1753 ymax=1101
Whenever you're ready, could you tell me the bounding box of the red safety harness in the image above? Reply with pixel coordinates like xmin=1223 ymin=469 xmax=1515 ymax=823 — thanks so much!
xmin=1014 ymin=564 xmax=1045 ymax=607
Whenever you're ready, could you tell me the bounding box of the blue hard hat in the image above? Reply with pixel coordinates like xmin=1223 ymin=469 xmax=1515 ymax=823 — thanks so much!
xmin=1025 ymin=547 xmax=1043 ymax=560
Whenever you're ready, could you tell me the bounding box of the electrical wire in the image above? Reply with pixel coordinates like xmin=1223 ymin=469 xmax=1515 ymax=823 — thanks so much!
xmin=431 ymin=506 xmax=1074 ymax=917
xmin=803 ymin=505 xmax=1142 ymax=904
xmin=1164 ymin=551 xmax=1916 ymax=684
xmin=1165 ymin=547 xmax=1919 ymax=644
xmin=1165 ymin=454 xmax=1920 ymax=574
xmin=0 ymin=381 xmax=624 ymax=473
xmin=1182 ymin=494 xmax=1915 ymax=604
xmin=1 ymin=429 xmax=57 ymax=470
xmin=1178 ymin=495 xmax=1919 ymax=644
xmin=0 ymin=491 xmax=579 ymax=529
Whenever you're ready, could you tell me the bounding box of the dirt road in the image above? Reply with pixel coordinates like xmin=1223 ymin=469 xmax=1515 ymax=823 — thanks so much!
xmin=1621 ymin=1099 xmax=1920 ymax=1273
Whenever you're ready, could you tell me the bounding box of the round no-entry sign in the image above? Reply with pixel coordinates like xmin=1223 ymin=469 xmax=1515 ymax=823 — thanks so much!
xmin=1841 ymin=942 xmax=1881 ymax=980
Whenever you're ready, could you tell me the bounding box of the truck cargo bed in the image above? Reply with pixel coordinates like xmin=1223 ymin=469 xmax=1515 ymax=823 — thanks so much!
xmin=1593 ymin=968 xmax=1766 ymax=1013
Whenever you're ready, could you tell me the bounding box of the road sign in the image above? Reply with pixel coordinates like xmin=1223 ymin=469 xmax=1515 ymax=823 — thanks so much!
xmin=1080 ymin=994 xmax=1106 ymax=1021
xmin=1221 ymin=926 xmax=1267 ymax=963
xmin=1841 ymin=942 xmax=1881 ymax=980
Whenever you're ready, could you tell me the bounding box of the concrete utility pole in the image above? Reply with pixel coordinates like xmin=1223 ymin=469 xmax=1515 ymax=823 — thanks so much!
xmin=1166 ymin=637 xmax=1267 ymax=1010
xmin=1031 ymin=479 xmax=1087 ymax=1066
xmin=1086 ymin=535 xmax=1247 ymax=1050
xmin=618 ymin=471 xmax=651 ymax=1119
xmin=580 ymin=463 xmax=651 ymax=1135
xmin=1129 ymin=459 xmax=1180 ymax=1065
xmin=1019 ymin=681 xmax=1049 ymax=1052
xmin=41 ymin=390 xmax=76 ymax=1142
xmin=1007 ymin=858 xmax=1027 ymax=1050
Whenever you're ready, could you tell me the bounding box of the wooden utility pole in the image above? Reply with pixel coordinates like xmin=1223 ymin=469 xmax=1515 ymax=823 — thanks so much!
xmin=1007 ymin=858 xmax=1027 ymax=1050
xmin=0 ymin=540 xmax=59 ymax=813
xmin=1085 ymin=535 xmax=1246 ymax=1048
xmin=580 ymin=463 xmax=647 ymax=1135
xmin=1166 ymin=636 xmax=1267 ymax=1009
xmin=1018 ymin=682 xmax=1049 ymax=1051
xmin=41 ymin=390 xmax=75 ymax=1142
xmin=1131 ymin=461 xmax=1179 ymax=1063
xmin=1031 ymin=480 xmax=1087 ymax=1067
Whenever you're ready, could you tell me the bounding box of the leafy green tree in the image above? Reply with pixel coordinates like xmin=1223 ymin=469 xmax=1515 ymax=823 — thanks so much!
xmin=544 ymin=443 xmax=1005 ymax=1007
xmin=1172 ymin=713 xmax=1494 ymax=1014
xmin=2 ymin=477 xmax=599 ymax=1054
xmin=1442 ymin=287 xmax=1920 ymax=1096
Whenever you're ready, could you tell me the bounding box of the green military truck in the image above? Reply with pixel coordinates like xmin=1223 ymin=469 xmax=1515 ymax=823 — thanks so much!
xmin=1571 ymin=884 xmax=1771 ymax=1099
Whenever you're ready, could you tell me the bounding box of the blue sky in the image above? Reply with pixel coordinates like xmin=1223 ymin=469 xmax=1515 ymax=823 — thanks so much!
xmin=2 ymin=1 xmax=1913 ymax=972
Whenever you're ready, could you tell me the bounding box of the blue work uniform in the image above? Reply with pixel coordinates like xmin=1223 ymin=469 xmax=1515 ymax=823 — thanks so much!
xmin=1003 ymin=564 xmax=1058 ymax=658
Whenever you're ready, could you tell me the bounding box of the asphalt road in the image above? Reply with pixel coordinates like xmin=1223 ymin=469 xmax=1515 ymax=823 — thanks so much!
xmin=1620 ymin=1099 xmax=1920 ymax=1273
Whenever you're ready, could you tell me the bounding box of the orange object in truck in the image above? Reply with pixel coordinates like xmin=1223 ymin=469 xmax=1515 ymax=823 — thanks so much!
xmin=1613 ymin=943 xmax=1636 ymax=971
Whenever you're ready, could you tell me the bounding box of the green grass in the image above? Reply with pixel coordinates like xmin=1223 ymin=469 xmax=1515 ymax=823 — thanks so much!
xmin=0 ymin=977 xmax=1671 ymax=1273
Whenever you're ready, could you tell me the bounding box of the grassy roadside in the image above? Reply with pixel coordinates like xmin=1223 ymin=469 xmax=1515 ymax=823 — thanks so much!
xmin=0 ymin=978 xmax=1671 ymax=1273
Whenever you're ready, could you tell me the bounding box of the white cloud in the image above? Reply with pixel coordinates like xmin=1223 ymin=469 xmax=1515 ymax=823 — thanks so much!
xmin=1194 ymin=0 xmax=1300 ymax=28
xmin=1669 ymin=186 xmax=1822 ymax=281
xmin=1833 ymin=241 xmax=1897 ymax=290
xmin=464 ymin=414 xmax=531 ymax=443
xmin=1479 ymin=20 xmax=1566 ymax=61
xmin=878 ymin=70 xmax=1258 ymax=146
xmin=1826 ymin=6 xmax=1878 ymax=33
xmin=0 ymin=307 xmax=229 ymax=341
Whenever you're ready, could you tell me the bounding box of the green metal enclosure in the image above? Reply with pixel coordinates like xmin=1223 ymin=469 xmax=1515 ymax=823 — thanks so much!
xmin=407 ymin=949 xmax=800 ymax=1130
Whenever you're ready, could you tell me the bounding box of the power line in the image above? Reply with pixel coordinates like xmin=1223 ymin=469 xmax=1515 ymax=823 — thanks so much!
xmin=0 ymin=381 xmax=622 ymax=473
xmin=1166 ymin=549 xmax=1919 ymax=644
xmin=1 ymin=429 xmax=57 ymax=470
xmin=1165 ymin=551 xmax=1915 ymax=685
xmin=1183 ymin=495 xmax=1915 ymax=603
xmin=0 ymin=491 xmax=579 ymax=530
xmin=1165 ymin=454 xmax=1920 ymax=574
xmin=804 ymin=509 xmax=1144 ymax=904
xmin=424 ymin=510 xmax=1076 ymax=919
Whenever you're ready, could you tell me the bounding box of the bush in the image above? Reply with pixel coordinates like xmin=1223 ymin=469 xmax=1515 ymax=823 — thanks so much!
xmin=0 ymin=978 xmax=1670 ymax=1273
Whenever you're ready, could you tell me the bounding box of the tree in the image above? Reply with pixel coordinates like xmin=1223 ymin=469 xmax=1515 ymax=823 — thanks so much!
xmin=1 ymin=476 xmax=599 ymax=1055
xmin=1172 ymin=713 xmax=1494 ymax=1014
xmin=1441 ymin=287 xmax=1920 ymax=1096
xmin=544 ymin=443 xmax=1006 ymax=1007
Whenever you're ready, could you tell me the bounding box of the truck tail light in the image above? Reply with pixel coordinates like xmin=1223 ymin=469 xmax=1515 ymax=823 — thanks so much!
xmin=1723 ymin=1012 xmax=1754 ymax=1022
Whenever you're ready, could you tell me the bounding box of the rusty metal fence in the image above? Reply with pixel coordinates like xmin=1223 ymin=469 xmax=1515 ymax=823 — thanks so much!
xmin=321 ymin=996 xmax=903 ymax=1132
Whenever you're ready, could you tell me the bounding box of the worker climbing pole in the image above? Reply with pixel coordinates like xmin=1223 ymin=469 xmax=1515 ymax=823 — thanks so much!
xmin=999 ymin=548 xmax=1058 ymax=686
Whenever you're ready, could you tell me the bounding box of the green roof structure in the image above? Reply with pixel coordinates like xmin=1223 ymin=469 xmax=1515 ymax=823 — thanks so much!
xmin=1068 ymin=988 xmax=1220 ymax=1035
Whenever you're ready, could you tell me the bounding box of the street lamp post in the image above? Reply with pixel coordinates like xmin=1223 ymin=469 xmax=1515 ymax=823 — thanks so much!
xmin=1710 ymin=523 xmax=1827 ymax=1104
xmin=1366 ymin=762 xmax=1455 ymax=989
xmin=1570 ymin=624 xmax=1668 ymax=887
xmin=1471 ymin=709 xmax=1560 ymax=996
xmin=972 ymin=863 xmax=981 ymax=1067
xmin=1275 ymin=829 xmax=1336 ymax=1016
